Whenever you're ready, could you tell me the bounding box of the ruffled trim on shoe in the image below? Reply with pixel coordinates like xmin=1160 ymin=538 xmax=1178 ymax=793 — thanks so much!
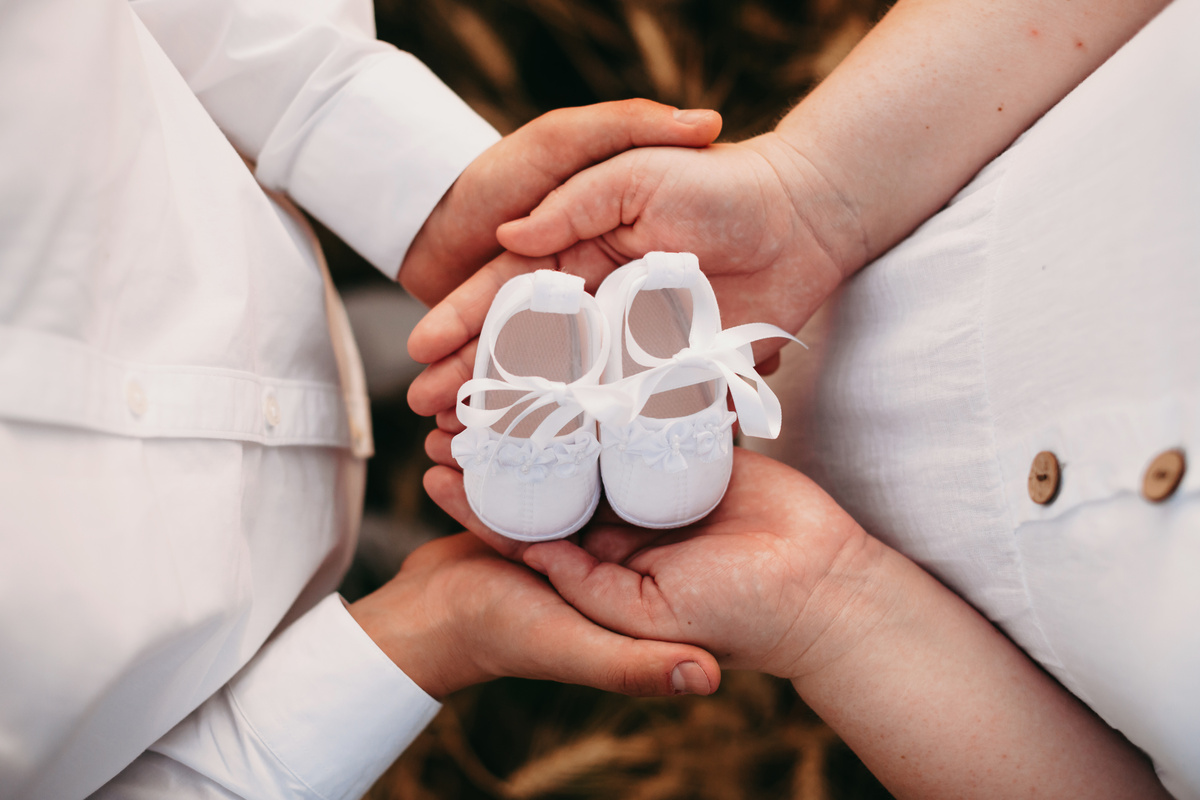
xmin=452 ymin=427 xmax=601 ymax=483
xmin=600 ymin=407 xmax=736 ymax=473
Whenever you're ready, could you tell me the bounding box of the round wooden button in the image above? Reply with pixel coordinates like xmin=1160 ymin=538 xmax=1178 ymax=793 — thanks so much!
xmin=1028 ymin=451 xmax=1061 ymax=505
xmin=1142 ymin=449 xmax=1186 ymax=502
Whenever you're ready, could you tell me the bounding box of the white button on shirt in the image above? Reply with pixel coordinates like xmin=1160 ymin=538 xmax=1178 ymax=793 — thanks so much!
xmin=0 ymin=0 xmax=499 ymax=798
xmin=756 ymin=3 xmax=1200 ymax=796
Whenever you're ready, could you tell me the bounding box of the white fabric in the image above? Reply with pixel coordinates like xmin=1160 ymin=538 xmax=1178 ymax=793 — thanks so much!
xmin=599 ymin=397 xmax=737 ymax=529
xmin=93 ymin=595 xmax=440 ymax=800
xmin=595 ymin=253 xmax=797 ymax=439
xmin=752 ymin=2 xmax=1199 ymax=796
xmin=453 ymin=271 xmax=607 ymax=540
xmin=0 ymin=0 xmax=498 ymax=796
xmin=128 ymin=0 xmax=500 ymax=278
xmin=594 ymin=253 xmax=795 ymax=527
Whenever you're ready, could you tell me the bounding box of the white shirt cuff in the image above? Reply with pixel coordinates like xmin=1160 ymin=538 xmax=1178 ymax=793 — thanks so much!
xmin=152 ymin=593 xmax=440 ymax=800
xmin=255 ymin=50 xmax=501 ymax=279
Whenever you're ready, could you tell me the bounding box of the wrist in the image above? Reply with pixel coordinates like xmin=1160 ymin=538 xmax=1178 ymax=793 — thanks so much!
xmin=775 ymin=525 xmax=902 ymax=682
xmin=744 ymin=131 xmax=870 ymax=283
xmin=347 ymin=574 xmax=484 ymax=701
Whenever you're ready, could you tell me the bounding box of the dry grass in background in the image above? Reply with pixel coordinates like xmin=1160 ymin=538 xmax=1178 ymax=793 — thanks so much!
xmin=326 ymin=1 xmax=895 ymax=797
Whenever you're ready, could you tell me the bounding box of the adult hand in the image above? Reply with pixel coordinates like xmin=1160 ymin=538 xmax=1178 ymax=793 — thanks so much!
xmin=347 ymin=532 xmax=719 ymax=701
xmin=398 ymin=100 xmax=722 ymax=307
xmin=423 ymin=448 xmax=1171 ymax=798
xmin=406 ymin=133 xmax=861 ymax=369
xmin=404 ymin=134 xmax=857 ymax=421
xmin=423 ymin=446 xmax=864 ymax=677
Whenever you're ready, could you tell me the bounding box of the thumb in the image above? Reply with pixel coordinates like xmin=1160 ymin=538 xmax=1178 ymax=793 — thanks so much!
xmin=524 ymin=540 xmax=677 ymax=641
xmin=542 ymin=623 xmax=720 ymax=695
xmin=497 ymin=153 xmax=645 ymax=257
xmin=523 ymin=100 xmax=721 ymax=176
xmin=496 ymin=101 xmax=718 ymax=257
xmin=520 ymin=540 xmax=720 ymax=696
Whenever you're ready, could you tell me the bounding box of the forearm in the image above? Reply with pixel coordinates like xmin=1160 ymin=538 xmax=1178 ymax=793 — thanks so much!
xmin=131 ymin=0 xmax=498 ymax=276
xmin=771 ymin=0 xmax=1170 ymax=275
xmin=791 ymin=535 xmax=1169 ymax=799
xmin=93 ymin=595 xmax=439 ymax=800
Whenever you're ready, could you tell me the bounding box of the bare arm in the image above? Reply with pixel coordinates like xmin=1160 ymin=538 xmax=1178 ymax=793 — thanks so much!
xmin=405 ymin=0 xmax=1172 ymax=373
xmin=768 ymin=0 xmax=1172 ymax=275
xmin=789 ymin=537 xmax=1165 ymax=798
xmin=427 ymin=450 xmax=1172 ymax=799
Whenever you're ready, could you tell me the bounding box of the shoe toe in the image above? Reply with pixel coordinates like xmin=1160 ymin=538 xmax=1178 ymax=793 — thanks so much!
xmin=600 ymin=435 xmax=733 ymax=529
xmin=464 ymin=463 xmax=601 ymax=541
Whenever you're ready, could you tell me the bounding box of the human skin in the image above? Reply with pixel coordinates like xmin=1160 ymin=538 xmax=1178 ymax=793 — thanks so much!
xmin=404 ymin=0 xmax=1171 ymax=400
xmin=404 ymin=0 xmax=1176 ymax=793
xmin=347 ymin=532 xmax=718 ymax=701
xmin=421 ymin=449 xmax=1172 ymax=799
xmin=397 ymin=99 xmax=721 ymax=308
xmin=350 ymin=100 xmax=732 ymax=702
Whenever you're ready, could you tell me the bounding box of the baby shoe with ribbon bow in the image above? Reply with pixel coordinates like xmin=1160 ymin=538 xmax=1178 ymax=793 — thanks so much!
xmin=451 ymin=270 xmax=619 ymax=541
xmin=594 ymin=252 xmax=799 ymax=528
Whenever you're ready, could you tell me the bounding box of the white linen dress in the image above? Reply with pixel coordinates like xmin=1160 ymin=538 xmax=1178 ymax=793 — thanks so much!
xmin=754 ymin=1 xmax=1199 ymax=795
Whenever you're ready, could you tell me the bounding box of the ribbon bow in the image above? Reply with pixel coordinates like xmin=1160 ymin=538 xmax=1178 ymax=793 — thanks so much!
xmin=456 ymin=373 xmax=622 ymax=450
xmin=614 ymin=320 xmax=798 ymax=439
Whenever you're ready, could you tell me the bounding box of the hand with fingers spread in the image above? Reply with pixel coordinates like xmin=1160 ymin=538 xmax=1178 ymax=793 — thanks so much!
xmin=347 ymin=533 xmax=719 ymax=701
xmin=398 ymin=99 xmax=722 ymax=307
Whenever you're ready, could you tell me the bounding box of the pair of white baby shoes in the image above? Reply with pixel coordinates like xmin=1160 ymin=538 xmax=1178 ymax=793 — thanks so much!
xmin=450 ymin=252 xmax=794 ymax=541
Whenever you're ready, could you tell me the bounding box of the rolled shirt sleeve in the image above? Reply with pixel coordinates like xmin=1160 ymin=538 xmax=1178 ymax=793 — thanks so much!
xmin=94 ymin=594 xmax=440 ymax=799
xmin=129 ymin=0 xmax=501 ymax=278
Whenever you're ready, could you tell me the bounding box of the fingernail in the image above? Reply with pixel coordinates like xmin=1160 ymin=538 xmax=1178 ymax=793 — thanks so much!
xmin=671 ymin=661 xmax=711 ymax=695
xmin=673 ymin=108 xmax=712 ymax=125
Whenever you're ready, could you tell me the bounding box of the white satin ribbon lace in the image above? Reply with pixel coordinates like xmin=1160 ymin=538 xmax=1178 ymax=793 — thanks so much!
xmin=597 ymin=261 xmax=803 ymax=439
xmin=452 ymin=275 xmax=615 ymax=483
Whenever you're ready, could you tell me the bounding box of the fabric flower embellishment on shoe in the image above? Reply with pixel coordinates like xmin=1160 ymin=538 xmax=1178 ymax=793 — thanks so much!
xmin=450 ymin=426 xmax=498 ymax=472
xmin=551 ymin=432 xmax=602 ymax=477
xmin=691 ymin=409 xmax=738 ymax=461
xmin=495 ymin=440 xmax=559 ymax=483
xmin=452 ymin=270 xmax=619 ymax=542
xmin=594 ymin=252 xmax=801 ymax=529
xmin=602 ymin=408 xmax=737 ymax=473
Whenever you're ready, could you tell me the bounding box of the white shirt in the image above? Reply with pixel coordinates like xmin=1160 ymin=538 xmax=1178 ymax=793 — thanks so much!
xmin=756 ymin=2 xmax=1199 ymax=796
xmin=0 ymin=0 xmax=499 ymax=797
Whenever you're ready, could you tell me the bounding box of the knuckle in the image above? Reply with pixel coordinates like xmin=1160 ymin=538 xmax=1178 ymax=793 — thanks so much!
xmin=612 ymin=662 xmax=649 ymax=696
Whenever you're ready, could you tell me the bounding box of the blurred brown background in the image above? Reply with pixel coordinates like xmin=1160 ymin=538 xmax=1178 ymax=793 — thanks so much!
xmin=325 ymin=1 xmax=894 ymax=797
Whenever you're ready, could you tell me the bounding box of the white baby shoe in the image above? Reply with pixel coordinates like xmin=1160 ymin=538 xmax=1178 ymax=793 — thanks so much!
xmin=451 ymin=270 xmax=612 ymax=541
xmin=594 ymin=252 xmax=796 ymax=528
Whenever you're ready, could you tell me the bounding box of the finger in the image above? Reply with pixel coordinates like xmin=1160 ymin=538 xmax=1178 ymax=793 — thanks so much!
xmin=407 ymin=339 xmax=478 ymax=417
xmin=554 ymin=237 xmax=632 ymax=292
xmin=435 ymin=409 xmax=465 ymax=434
xmin=422 ymin=465 xmax=527 ymax=560
xmin=400 ymin=103 xmax=720 ymax=306
xmin=522 ymin=540 xmax=684 ymax=642
xmin=756 ymin=351 xmax=782 ymax=377
xmin=496 ymin=151 xmax=645 ymax=258
xmin=425 ymin=428 xmax=458 ymax=468
xmin=517 ymin=604 xmax=719 ymax=697
xmin=408 ymin=253 xmax=553 ymax=365
xmin=525 ymin=100 xmax=720 ymax=177
xmin=578 ymin=521 xmax=665 ymax=564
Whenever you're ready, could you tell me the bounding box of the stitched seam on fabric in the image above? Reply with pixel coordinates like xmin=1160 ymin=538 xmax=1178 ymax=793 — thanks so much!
xmin=980 ymin=159 xmax=1079 ymax=693
xmin=225 ymin=685 xmax=331 ymax=800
